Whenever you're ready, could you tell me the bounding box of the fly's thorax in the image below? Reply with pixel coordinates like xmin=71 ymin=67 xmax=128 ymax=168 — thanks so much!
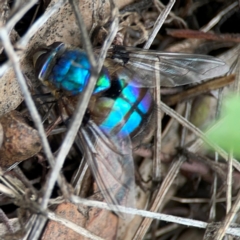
xmin=33 ymin=42 xmax=111 ymax=96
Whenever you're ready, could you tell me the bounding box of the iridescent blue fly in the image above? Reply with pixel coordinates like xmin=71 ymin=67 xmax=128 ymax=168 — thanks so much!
xmin=33 ymin=42 xmax=229 ymax=212
xmin=33 ymin=42 xmax=155 ymax=139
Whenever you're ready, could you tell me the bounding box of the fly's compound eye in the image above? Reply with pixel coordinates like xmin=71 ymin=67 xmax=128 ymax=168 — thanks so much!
xmin=33 ymin=42 xmax=66 ymax=83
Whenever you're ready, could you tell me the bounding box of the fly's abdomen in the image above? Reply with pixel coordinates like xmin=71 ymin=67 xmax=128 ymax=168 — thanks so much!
xmin=33 ymin=42 xmax=111 ymax=95
xmin=92 ymin=79 xmax=153 ymax=137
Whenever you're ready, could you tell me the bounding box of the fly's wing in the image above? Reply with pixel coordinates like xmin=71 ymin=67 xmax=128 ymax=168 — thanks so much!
xmin=107 ymin=46 xmax=229 ymax=87
xmin=78 ymin=120 xmax=135 ymax=218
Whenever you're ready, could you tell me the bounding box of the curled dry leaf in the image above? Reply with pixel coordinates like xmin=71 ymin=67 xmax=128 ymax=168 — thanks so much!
xmin=82 ymin=205 xmax=119 ymax=240
xmin=0 ymin=110 xmax=41 ymax=168
xmin=42 ymin=202 xmax=118 ymax=240
xmin=79 ymin=184 xmax=119 ymax=240
xmin=42 ymin=203 xmax=86 ymax=240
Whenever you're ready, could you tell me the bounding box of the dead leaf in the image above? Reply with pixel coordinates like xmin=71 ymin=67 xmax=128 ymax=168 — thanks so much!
xmin=0 ymin=110 xmax=41 ymax=168
xmin=42 ymin=202 xmax=87 ymax=240
xmin=42 ymin=202 xmax=118 ymax=240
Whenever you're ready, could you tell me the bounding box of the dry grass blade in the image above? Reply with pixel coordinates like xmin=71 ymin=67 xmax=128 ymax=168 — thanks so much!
xmin=163 ymin=75 xmax=235 ymax=106
xmin=133 ymin=156 xmax=185 ymax=239
xmin=206 ymin=190 xmax=240 ymax=240
xmin=69 ymin=196 xmax=240 ymax=237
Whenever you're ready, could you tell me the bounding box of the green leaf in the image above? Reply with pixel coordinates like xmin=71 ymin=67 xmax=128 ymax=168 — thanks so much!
xmin=206 ymin=95 xmax=240 ymax=157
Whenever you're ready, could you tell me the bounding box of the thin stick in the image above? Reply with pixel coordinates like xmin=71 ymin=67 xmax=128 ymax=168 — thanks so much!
xmin=143 ymin=0 xmax=175 ymax=49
